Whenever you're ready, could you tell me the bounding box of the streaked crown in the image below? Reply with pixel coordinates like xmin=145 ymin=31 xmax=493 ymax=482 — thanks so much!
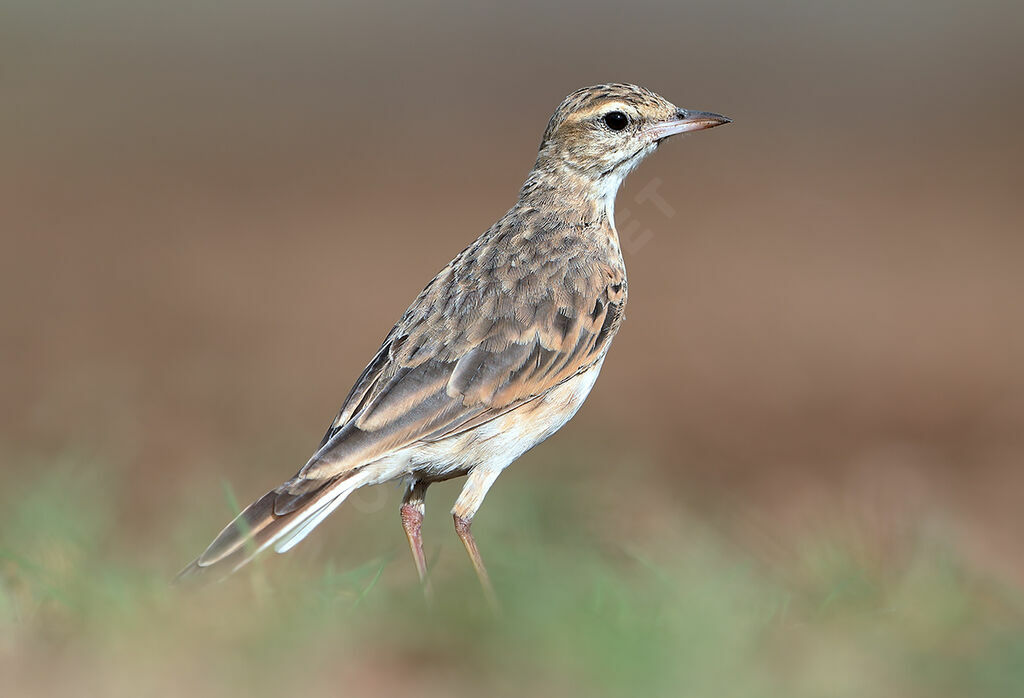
xmin=521 ymin=83 xmax=730 ymax=207
xmin=539 ymin=83 xmax=677 ymax=147
xmin=535 ymin=84 xmax=677 ymax=179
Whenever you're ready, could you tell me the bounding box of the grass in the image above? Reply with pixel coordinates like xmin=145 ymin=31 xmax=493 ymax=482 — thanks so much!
xmin=1 ymin=451 xmax=1023 ymax=698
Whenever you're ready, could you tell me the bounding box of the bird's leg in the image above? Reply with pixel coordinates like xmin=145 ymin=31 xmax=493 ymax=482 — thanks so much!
xmin=400 ymin=480 xmax=432 ymax=600
xmin=453 ymin=513 xmax=498 ymax=610
xmin=452 ymin=466 xmax=503 ymax=611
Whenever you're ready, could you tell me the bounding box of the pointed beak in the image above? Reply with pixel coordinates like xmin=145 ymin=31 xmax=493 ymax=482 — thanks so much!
xmin=645 ymin=109 xmax=731 ymax=141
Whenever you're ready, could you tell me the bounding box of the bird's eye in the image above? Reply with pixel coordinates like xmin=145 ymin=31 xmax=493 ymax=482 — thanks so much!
xmin=603 ymin=111 xmax=629 ymax=131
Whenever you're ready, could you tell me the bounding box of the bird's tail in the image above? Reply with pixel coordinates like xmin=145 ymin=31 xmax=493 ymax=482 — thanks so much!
xmin=175 ymin=469 xmax=372 ymax=583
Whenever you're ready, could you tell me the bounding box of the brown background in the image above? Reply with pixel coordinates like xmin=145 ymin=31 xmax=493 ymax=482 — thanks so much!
xmin=3 ymin=0 xmax=1023 ymax=584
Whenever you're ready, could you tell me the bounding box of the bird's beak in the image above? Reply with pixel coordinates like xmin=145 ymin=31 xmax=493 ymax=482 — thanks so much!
xmin=645 ymin=109 xmax=731 ymax=141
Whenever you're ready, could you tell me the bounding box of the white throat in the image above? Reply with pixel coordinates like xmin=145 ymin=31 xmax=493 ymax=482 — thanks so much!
xmin=594 ymin=143 xmax=656 ymax=226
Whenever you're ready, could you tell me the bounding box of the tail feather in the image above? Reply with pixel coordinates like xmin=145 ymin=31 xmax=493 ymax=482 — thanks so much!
xmin=175 ymin=470 xmax=367 ymax=583
xmin=273 ymin=486 xmax=352 ymax=553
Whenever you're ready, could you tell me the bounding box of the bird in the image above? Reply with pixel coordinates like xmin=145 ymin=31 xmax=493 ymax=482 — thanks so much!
xmin=177 ymin=83 xmax=730 ymax=603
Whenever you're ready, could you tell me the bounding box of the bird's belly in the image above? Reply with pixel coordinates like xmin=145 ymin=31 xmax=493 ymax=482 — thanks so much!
xmin=404 ymin=356 xmax=606 ymax=481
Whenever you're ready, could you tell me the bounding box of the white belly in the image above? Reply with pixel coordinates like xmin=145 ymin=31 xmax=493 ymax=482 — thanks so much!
xmin=398 ymin=356 xmax=605 ymax=481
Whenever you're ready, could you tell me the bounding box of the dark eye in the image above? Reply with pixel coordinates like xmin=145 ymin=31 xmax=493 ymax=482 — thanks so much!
xmin=603 ymin=111 xmax=629 ymax=131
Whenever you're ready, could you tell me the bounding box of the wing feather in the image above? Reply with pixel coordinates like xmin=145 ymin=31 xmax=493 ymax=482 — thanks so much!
xmin=294 ymin=226 xmax=627 ymax=483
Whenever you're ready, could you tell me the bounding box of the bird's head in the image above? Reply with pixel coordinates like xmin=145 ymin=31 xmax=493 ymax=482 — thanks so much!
xmin=524 ymin=83 xmax=729 ymax=208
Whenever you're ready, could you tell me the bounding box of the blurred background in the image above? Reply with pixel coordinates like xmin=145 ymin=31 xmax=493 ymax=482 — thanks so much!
xmin=2 ymin=1 xmax=1023 ymax=696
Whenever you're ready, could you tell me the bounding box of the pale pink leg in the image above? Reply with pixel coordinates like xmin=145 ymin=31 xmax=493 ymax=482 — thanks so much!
xmin=452 ymin=466 xmax=504 ymax=611
xmin=400 ymin=480 xmax=432 ymax=600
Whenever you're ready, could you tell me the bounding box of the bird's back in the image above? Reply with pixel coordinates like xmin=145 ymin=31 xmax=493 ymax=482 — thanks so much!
xmin=300 ymin=203 xmax=628 ymax=481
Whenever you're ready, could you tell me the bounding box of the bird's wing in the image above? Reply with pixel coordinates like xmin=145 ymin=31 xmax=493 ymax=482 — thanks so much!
xmin=286 ymin=248 xmax=626 ymax=497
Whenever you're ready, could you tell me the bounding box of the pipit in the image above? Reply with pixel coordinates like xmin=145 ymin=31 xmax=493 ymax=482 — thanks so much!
xmin=179 ymin=84 xmax=729 ymax=603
